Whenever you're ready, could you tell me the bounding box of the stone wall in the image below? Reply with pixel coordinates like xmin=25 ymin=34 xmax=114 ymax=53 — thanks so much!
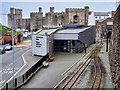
xmin=109 ymin=5 xmax=120 ymax=89
xmin=8 ymin=8 xmax=22 ymax=29
xmin=8 ymin=6 xmax=90 ymax=31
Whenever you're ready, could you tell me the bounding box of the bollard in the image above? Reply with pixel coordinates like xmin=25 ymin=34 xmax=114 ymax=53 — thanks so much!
xmin=6 ymin=83 xmax=8 ymax=90
xmin=23 ymin=75 xmax=24 ymax=83
xmin=15 ymin=78 xmax=17 ymax=87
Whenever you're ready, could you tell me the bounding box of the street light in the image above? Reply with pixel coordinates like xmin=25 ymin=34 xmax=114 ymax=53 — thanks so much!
xmin=11 ymin=14 xmax=15 ymax=87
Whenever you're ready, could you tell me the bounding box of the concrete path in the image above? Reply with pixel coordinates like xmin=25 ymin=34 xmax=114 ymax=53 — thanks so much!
xmin=98 ymin=42 xmax=113 ymax=88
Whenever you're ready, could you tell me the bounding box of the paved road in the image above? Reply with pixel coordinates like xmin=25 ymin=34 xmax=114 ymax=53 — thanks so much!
xmin=0 ymin=46 xmax=31 ymax=86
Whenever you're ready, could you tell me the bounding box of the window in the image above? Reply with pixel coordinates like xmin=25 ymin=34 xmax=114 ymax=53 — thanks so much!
xmin=73 ymin=15 xmax=79 ymax=24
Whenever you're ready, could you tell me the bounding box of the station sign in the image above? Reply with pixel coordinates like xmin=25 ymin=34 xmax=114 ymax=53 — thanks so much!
xmin=32 ymin=34 xmax=47 ymax=56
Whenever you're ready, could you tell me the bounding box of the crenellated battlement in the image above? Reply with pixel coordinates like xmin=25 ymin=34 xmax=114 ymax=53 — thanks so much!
xmin=30 ymin=12 xmax=39 ymax=14
xmin=54 ymin=12 xmax=64 ymax=14
xmin=8 ymin=6 xmax=90 ymax=31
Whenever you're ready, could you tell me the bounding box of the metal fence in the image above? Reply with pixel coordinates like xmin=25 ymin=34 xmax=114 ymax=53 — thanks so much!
xmin=2 ymin=53 xmax=48 ymax=90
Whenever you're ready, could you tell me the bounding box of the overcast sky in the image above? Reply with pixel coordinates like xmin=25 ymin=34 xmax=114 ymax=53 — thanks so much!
xmin=1 ymin=0 xmax=118 ymax=2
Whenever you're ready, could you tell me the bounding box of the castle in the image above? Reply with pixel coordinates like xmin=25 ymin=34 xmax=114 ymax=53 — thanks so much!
xmin=8 ymin=6 xmax=90 ymax=31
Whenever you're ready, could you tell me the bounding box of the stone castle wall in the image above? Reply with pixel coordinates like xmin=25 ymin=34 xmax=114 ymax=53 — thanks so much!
xmin=109 ymin=5 xmax=120 ymax=89
xmin=8 ymin=6 xmax=90 ymax=31
xmin=8 ymin=8 xmax=22 ymax=29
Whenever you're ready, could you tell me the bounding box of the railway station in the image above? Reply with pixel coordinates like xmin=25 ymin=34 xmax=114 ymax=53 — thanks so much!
xmin=32 ymin=24 xmax=96 ymax=56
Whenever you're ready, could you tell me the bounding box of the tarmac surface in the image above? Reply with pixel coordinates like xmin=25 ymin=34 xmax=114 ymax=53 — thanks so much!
xmin=22 ymin=44 xmax=95 ymax=88
xmin=0 ymin=39 xmax=32 ymax=87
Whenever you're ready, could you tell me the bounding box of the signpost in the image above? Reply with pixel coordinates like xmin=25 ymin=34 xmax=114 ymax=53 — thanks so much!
xmin=15 ymin=34 xmax=17 ymax=45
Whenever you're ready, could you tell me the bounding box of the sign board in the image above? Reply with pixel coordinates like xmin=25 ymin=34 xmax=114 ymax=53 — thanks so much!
xmin=15 ymin=36 xmax=17 ymax=44
xmin=107 ymin=22 xmax=113 ymax=25
xmin=32 ymin=34 xmax=47 ymax=56
xmin=0 ymin=40 xmax=2 ymax=45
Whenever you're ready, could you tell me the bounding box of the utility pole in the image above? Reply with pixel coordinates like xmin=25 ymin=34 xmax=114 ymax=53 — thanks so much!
xmin=116 ymin=0 xmax=117 ymax=9
xmin=106 ymin=30 xmax=108 ymax=52
xmin=11 ymin=14 xmax=15 ymax=87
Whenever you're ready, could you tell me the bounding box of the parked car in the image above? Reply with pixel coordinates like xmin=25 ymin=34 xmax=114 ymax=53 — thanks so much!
xmin=5 ymin=45 xmax=12 ymax=51
xmin=0 ymin=46 xmax=5 ymax=54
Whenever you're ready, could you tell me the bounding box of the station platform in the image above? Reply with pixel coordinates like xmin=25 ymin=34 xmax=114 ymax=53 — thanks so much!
xmin=21 ymin=44 xmax=95 ymax=88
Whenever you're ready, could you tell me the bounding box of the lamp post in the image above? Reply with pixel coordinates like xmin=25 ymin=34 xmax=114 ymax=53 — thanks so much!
xmin=11 ymin=14 xmax=15 ymax=87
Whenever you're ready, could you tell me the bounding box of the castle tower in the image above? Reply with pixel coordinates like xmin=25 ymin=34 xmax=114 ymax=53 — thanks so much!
xmin=50 ymin=7 xmax=54 ymax=14
xmin=15 ymin=9 xmax=19 ymax=15
xmin=19 ymin=9 xmax=22 ymax=15
xmin=8 ymin=8 xmax=15 ymax=28
xmin=85 ymin=6 xmax=89 ymax=25
xmin=10 ymin=8 xmax=14 ymax=14
xmin=8 ymin=8 xmax=23 ymax=29
xmin=39 ymin=7 xmax=42 ymax=13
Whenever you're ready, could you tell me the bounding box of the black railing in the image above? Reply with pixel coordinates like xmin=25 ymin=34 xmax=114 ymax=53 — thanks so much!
xmin=2 ymin=53 xmax=48 ymax=90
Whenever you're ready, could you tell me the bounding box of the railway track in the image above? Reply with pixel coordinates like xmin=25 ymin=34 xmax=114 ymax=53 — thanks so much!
xmin=53 ymin=44 xmax=102 ymax=90
xmin=91 ymin=47 xmax=102 ymax=89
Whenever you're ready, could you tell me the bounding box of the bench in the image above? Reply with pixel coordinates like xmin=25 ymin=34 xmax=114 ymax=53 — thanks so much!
xmin=43 ymin=61 xmax=49 ymax=68
xmin=49 ymin=55 xmax=54 ymax=62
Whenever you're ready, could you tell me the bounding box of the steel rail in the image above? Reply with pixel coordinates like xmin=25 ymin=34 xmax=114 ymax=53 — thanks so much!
xmin=96 ymin=55 xmax=102 ymax=89
xmin=90 ymin=55 xmax=97 ymax=90
xmin=61 ymin=44 xmax=98 ymax=76
xmin=54 ymin=44 xmax=102 ymax=90
xmin=68 ymin=57 xmax=93 ymax=89
xmin=90 ymin=44 xmax=102 ymax=90
xmin=62 ymin=47 xmax=98 ymax=89
xmin=62 ymin=56 xmax=92 ymax=89
xmin=68 ymin=44 xmax=102 ymax=89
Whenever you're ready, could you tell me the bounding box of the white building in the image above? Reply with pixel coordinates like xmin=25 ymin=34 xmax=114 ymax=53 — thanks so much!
xmin=88 ymin=11 xmax=95 ymax=25
xmin=94 ymin=12 xmax=112 ymax=23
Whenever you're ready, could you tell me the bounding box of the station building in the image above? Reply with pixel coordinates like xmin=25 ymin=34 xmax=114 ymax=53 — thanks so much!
xmin=32 ymin=25 xmax=95 ymax=56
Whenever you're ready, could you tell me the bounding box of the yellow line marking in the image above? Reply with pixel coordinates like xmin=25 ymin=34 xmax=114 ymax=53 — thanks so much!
xmin=61 ymin=44 xmax=98 ymax=76
xmin=0 ymin=80 xmax=6 ymax=84
xmin=5 ymin=49 xmax=31 ymax=84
